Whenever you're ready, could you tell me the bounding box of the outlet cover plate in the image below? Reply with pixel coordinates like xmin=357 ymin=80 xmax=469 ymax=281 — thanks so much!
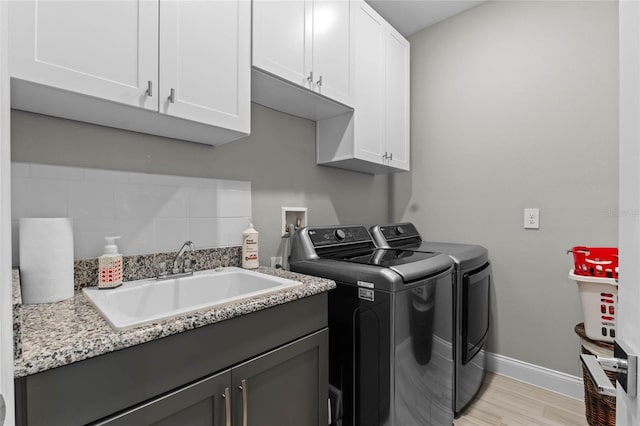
xmin=524 ymin=208 xmax=540 ymax=229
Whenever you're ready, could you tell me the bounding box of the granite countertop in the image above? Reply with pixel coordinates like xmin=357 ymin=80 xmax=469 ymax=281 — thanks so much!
xmin=13 ymin=267 xmax=335 ymax=378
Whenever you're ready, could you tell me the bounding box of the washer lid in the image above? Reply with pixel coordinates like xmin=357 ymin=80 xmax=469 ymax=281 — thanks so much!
xmin=343 ymin=248 xmax=438 ymax=266
xmin=342 ymin=249 xmax=453 ymax=282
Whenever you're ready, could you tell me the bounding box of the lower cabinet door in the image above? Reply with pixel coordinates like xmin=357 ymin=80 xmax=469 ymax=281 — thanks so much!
xmin=96 ymin=369 xmax=232 ymax=426
xmin=232 ymin=329 xmax=329 ymax=426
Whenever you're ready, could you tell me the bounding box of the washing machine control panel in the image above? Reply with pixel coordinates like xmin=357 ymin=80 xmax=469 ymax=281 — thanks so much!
xmin=379 ymin=223 xmax=420 ymax=241
xmin=307 ymin=226 xmax=372 ymax=247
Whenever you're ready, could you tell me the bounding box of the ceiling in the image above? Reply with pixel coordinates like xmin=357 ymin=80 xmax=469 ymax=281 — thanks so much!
xmin=366 ymin=0 xmax=485 ymax=37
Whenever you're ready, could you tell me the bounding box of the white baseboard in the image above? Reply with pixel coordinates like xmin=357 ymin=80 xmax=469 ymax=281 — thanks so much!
xmin=486 ymin=351 xmax=585 ymax=400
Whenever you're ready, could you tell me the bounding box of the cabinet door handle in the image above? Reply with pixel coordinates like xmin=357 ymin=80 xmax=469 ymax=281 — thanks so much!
xmin=307 ymin=71 xmax=314 ymax=85
xmin=145 ymin=81 xmax=153 ymax=97
xmin=316 ymin=75 xmax=323 ymax=87
xmin=222 ymin=387 xmax=231 ymax=426
xmin=239 ymin=379 xmax=248 ymax=426
xmin=168 ymin=88 xmax=176 ymax=103
xmin=389 ymin=152 xmax=393 ymax=161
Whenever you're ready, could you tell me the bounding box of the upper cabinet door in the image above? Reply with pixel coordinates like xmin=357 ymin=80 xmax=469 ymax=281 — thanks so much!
xmin=252 ymin=0 xmax=352 ymax=107
xmin=385 ymin=26 xmax=410 ymax=171
xmin=9 ymin=0 xmax=158 ymax=111
xmin=160 ymin=0 xmax=251 ymax=133
xmin=311 ymin=0 xmax=353 ymax=106
xmin=252 ymin=0 xmax=311 ymax=89
xmin=351 ymin=1 xmax=385 ymax=165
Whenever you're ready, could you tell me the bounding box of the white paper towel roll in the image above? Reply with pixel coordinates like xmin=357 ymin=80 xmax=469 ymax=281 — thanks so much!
xmin=19 ymin=218 xmax=74 ymax=304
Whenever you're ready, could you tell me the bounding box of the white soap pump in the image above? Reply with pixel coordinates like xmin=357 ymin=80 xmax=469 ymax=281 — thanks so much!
xmin=98 ymin=236 xmax=123 ymax=289
xmin=242 ymin=221 xmax=259 ymax=269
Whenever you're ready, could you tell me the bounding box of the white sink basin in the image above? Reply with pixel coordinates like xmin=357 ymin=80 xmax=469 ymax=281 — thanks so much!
xmin=83 ymin=267 xmax=302 ymax=330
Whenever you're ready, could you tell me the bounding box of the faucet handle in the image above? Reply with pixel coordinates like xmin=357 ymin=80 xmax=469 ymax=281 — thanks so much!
xmin=184 ymin=259 xmax=193 ymax=273
xmin=157 ymin=261 xmax=168 ymax=278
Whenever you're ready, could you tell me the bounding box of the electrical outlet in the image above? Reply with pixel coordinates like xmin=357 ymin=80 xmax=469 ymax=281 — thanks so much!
xmin=524 ymin=208 xmax=540 ymax=229
xmin=270 ymin=256 xmax=283 ymax=268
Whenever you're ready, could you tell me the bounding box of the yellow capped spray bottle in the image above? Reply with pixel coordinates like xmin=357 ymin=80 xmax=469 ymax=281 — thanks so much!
xmin=242 ymin=220 xmax=259 ymax=269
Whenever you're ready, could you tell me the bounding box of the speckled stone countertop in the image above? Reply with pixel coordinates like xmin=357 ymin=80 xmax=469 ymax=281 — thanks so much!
xmin=12 ymin=269 xmax=22 ymax=359
xmin=13 ymin=267 xmax=335 ymax=378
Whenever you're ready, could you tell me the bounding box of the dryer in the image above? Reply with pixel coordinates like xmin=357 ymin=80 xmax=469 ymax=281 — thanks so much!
xmin=370 ymin=223 xmax=491 ymax=415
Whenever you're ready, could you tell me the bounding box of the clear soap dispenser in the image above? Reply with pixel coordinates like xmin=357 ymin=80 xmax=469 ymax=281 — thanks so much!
xmin=99 ymin=236 xmax=123 ymax=289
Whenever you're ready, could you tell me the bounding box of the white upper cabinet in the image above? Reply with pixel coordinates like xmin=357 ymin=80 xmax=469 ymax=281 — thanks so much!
xmin=316 ymin=0 xmax=410 ymax=174
xmin=251 ymin=0 xmax=354 ymax=120
xmin=10 ymin=0 xmax=159 ymax=111
xmin=9 ymin=0 xmax=250 ymax=146
xmin=159 ymin=0 xmax=250 ymax=131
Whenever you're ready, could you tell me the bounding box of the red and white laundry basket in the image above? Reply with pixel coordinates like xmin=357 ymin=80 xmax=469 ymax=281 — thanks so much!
xmin=568 ymin=246 xmax=618 ymax=343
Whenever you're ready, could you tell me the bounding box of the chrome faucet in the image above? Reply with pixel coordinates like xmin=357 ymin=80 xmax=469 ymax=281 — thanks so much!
xmin=156 ymin=241 xmax=196 ymax=279
xmin=172 ymin=240 xmax=195 ymax=274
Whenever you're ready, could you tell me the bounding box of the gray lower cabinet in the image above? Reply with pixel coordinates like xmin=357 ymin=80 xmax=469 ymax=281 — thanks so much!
xmin=15 ymin=294 xmax=328 ymax=426
xmin=97 ymin=370 xmax=231 ymax=426
xmin=98 ymin=330 xmax=328 ymax=426
xmin=232 ymin=330 xmax=327 ymax=426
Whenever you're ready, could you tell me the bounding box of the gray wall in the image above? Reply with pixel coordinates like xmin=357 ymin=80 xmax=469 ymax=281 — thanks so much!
xmin=392 ymin=1 xmax=618 ymax=375
xmin=11 ymin=104 xmax=390 ymax=266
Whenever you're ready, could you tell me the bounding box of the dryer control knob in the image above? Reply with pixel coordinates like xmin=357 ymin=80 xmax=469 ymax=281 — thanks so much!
xmin=334 ymin=229 xmax=346 ymax=241
xmin=396 ymin=226 xmax=405 ymax=235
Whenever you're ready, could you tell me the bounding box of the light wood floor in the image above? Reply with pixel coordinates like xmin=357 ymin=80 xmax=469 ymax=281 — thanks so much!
xmin=454 ymin=373 xmax=588 ymax=426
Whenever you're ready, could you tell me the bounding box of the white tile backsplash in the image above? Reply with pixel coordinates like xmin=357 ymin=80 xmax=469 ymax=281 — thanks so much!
xmin=68 ymin=181 xmax=115 ymax=219
xmin=155 ymin=218 xmax=190 ymax=252
xmin=73 ymin=218 xmax=118 ymax=259
xmin=189 ymin=187 xmax=218 ymax=218
xmin=155 ymin=186 xmax=190 ymax=219
xmin=114 ymin=184 xmax=143 ymax=219
xmin=11 ymin=162 xmax=252 ymax=262
xmin=12 ymin=177 xmax=68 ymax=219
xmin=190 ymin=176 xmax=219 ymax=188
xmin=115 ymin=219 xmax=156 ymax=255
xmin=84 ymin=168 xmax=130 ymax=184
xmin=11 ymin=163 xmax=30 ymax=177
xmin=216 ymin=217 xmax=249 ymax=246
xmin=29 ymin=163 xmax=84 ymax=180
xmin=10 ymin=179 xmax=29 ymax=218
xmin=189 ymin=218 xmax=219 ymax=247
xmin=216 ymin=180 xmax=251 ymax=192
xmin=217 ymin=189 xmax=252 ymax=217
xmin=127 ymin=171 xmax=196 ymax=187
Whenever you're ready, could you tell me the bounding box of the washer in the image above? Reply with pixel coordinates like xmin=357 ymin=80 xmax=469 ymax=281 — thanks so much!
xmin=370 ymin=223 xmax=491 ymax=416
xmin=289 ymin=225 xmax=456 ymax=426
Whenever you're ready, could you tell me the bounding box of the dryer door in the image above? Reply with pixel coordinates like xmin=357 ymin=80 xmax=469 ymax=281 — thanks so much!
xmin=462 ymin=263 xmax=491 ymax=364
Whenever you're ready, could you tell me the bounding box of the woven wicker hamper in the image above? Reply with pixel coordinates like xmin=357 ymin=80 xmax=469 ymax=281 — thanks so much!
xmin=575 ymin=323 xmax=616 ymax=426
